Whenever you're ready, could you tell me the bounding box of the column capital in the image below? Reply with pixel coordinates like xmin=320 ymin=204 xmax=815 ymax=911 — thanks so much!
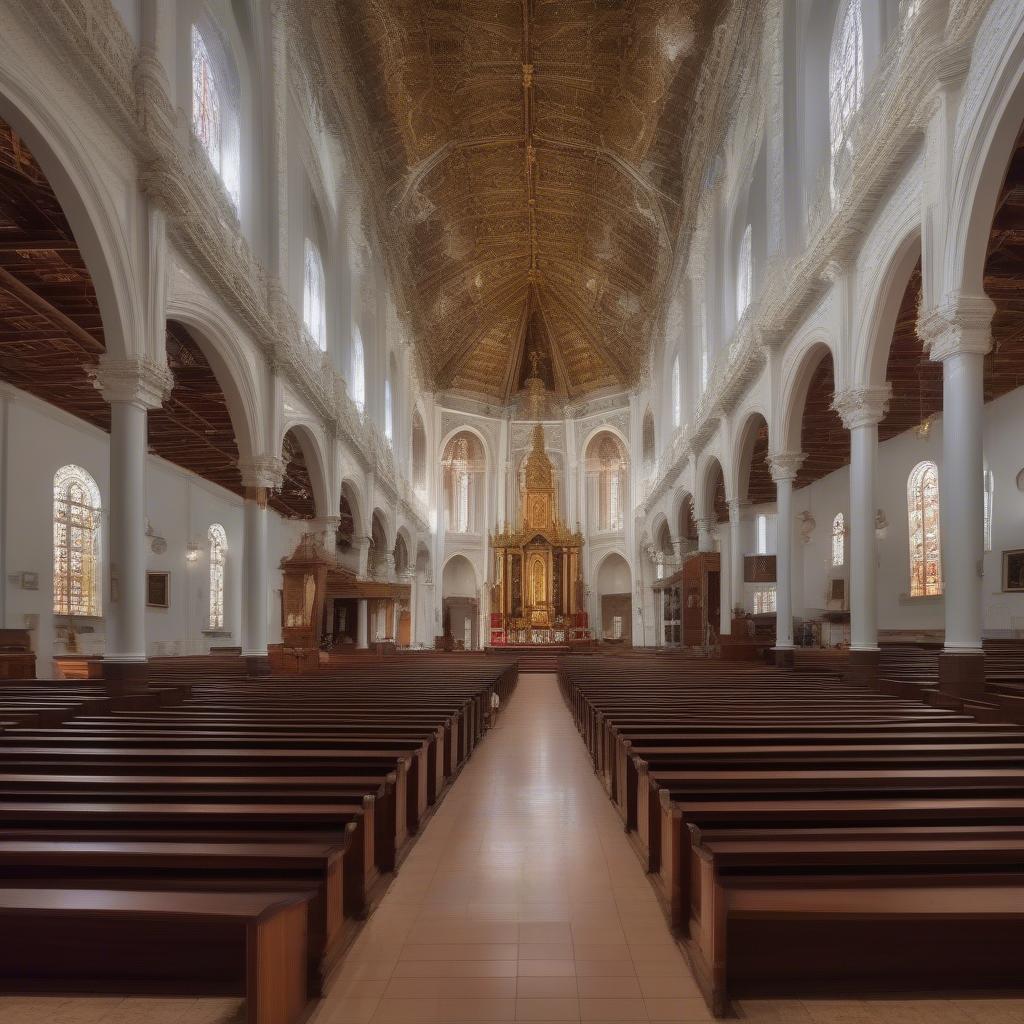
xmin=696 ymin=516 xmax=717 ymax=535
xmin=726 ymin=498 xmax=750 ymax=524
xmin=767 ymin=450 xmax=805 ymax=483
xmin=917 ymin=293 xmax=995 ymax=362
xmin=352 ymin=534 xmax=372 ymax=551
xmin=91 ymin=355 xmax=174 ymax=409
xmin=238 ymin=456 xmax=286 ymax=491
xmin=830 ymin=384 xmax=892 ymax=429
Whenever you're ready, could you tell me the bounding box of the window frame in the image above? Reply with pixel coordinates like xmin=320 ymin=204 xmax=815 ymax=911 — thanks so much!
xmin=831 ymin=512 xmax=845 ymax=568
xmin=907 ymin=460 xmax=943 ymax=597
xmin=53 ymin=464 xmax=102 ymax=618
xmin=303 ymin=238 xmax=327 ymax=352
xmin=207 ymin=523 xmax=227 ymax=630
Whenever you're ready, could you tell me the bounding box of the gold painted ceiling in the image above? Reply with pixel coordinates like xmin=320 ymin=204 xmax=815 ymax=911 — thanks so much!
xmin=293 ymin=0 xmax=724 ymax=402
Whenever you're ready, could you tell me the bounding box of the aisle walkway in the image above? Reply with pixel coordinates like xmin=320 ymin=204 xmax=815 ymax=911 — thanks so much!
xmin=314 ymin=671 xmax=706 ymax=1024
xmin=315 ymin=673 xmax=1024 ymax=1024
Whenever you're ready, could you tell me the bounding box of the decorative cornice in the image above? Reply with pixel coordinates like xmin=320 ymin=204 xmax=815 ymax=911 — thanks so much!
xmin=917 ymin=293 xmax=996 ymax=361
xmin=830 ymin=384 xmax=893 ymax=430
xmin=767 ymin=451 xmax=805 ymax=483
xmin=90 ymin=356 xmax=174 ymax=409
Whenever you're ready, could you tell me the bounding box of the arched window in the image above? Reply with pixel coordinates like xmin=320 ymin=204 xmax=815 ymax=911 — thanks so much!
xmin=983 ymin=469 xmax=994 ymax=553
xmin=191 ymin=24 xmax=240 ymax=210
xmin=384 ymin=378 xmax=393 ymax=446
xmin=736 ymin=224 xmax=752 ymax=321
xmin=351 ymin=327 xmax=366 ymax=413
xmin=208 ymin=524 xmax=227 ymax=629
xmin=53 ymin=465 xmax=102 ymax=617
xmin=755 ymin=513 xmax=768 ymax=556
xmin=642 ymin=410 xmax=655 ymax=474
xmin=411 ymin=411 xmax=427 ymax=495
xmin=829 ymin=0 xmax=864 ymax=190
xmin=700 ymin=307 xmax=710 ymax=393
xmin=303 ymin=239 xmax=327 ymax=351
xmin=831 ymin=512 xmax=845 ymax=567
xmin=671 ymin=356 xmax=681 ymax=428
xmin=908 ymin=460 xmax=942 ymax=597
xmin=442 ymin=432 xmax=484 ymax=534
xmin=587 ymin=434 xmax=627 ymax=532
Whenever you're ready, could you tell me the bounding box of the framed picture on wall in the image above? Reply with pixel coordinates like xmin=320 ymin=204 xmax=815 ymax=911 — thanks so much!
xmin=1003 ymin=550 xmax=1024 ymax=593
xmin=146 ymin=571 xmax=170 ymax=608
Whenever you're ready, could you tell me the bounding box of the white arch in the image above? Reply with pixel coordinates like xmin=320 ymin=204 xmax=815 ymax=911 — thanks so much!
xmin=775 ymin=333 xmax=838 ymax=452
xmin=280 ymin=421 xmax=332 ymax=519
xmin=0 ymin=79 xmax=139 ymax=360
xmin=945 ymin=0 xmax=1024 ymax=299
xmin=165 ymin=288 xmax=262 ymax=463
xmin=730 ymin=407 xmax=771 ymax=502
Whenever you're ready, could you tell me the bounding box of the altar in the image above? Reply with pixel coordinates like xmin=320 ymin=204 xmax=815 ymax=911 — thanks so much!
xmin=488 ymin=419 xmax=589 ymax=646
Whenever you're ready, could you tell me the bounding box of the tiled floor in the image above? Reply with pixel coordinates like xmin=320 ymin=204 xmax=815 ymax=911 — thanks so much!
xmin=3 ymin=672 xmax=1023 ymax=1024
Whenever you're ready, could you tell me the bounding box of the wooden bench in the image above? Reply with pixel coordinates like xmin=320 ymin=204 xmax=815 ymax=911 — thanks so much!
xmin=0 ymin=887 xmax=315 ymax=1024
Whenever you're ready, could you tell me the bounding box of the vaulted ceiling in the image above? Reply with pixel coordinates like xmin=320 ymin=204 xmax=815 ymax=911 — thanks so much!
xmin=301 ymin=0 xmax=723 ymax=403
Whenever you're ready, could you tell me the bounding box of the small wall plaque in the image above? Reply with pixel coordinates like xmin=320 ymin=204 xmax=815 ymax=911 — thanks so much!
xmin=146 ymin=571 xmax=170 ymax=608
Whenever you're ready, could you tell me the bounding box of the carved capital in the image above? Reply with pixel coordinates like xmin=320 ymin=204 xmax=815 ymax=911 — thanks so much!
xmin=917 ymin=293 xmax=995 ymax=362
xmin=238 ymin=455 xmax=286 ymax=491
xmin=726 ymin=498 xmax=750 ymax=525
xmin=767 ymin=450 xmax=805 ymax=483
xmin=90 ymin=356 xmax=174 ymax=409
xmin=697 ymin=516 xmax=717 ymax=535
xmin=830 ymin=384 xmax=892 ymax=430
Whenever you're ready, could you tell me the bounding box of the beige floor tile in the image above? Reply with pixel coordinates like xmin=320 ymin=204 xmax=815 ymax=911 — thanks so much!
xmin=644 ymin=997 xmax=715 ymax=1022
xmin=637 ymin=976 xmax=701 ymax=999
xmin=384 ymin=977 xmax=517 ymax=999
xmin=517 ymin=977 xmax=581 ymax=998
xmin=576 ymin=977 xmax=643 ymax=999
xmin=320 ymin=996 xmax=382 ymax=1024
xmin=514 ymin=997 xmax=582 ymax=1021
xmin=573 ymin=944 xmax=633 ymax=962
xmin=400 ymin=943 xmax=518 ymax=961
xmin=392 ymin=960 xmax=519 ymax=978
xmin=516 ymin=960 xmax=579 ymax=977
xmin=579 ymin=996 xmax=649 ymax=1021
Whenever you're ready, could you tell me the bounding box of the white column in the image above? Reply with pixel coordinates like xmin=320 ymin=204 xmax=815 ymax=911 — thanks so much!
xmin=833 ymin=387 xmax=891 ymax=652
xmin=697 ymin=517 xmax=715 ymax=553
xmin=920 ymin=296 xmax=994 ymax=655
xmin=94 ymin=358 xmax=173 ymax=669
xmin=239 ymin=457 xmax=285 ymax=662
xmin=353 ymin=535 xmax=372 ymax=577
xmin=719 ymin=520 xmax=732 ymax=638
xmin=727 ymin=499 xmax=746 ymax=615
xmin=768 ymin=452 xmax=805 ymax=652
xmin=356 ymin=599 xmax=369 ymax=649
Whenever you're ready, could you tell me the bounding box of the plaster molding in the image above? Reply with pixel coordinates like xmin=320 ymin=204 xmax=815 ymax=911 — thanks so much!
xmin=767 ymin=450 xmax=805 ymax=483
xmin=238 ymin=456 xmax=287 ymax=491
xmin=917 ymin=293 xmax=996 ymax=361
xmin=90 ymin=356 xmax=174 ymax=409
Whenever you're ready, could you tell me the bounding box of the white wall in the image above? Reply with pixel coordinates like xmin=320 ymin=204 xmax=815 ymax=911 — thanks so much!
xmin=1 ymin=388 xmax=305 ymax=674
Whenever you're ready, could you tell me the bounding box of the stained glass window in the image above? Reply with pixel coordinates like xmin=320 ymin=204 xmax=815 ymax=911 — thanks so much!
xmin=191 ymin=25 xmax=239 ymax=210
xmin=753 ymin=587 xmax=777 ymax=614
xmin=736 ymin=224 xmax=752 ymax=321
xmin=351 ymin=328 xmax=365 ymax=413
xmin=908 ymin=461 xmax=942 ymax=596
xmin=829 ymin=0 xmax=863 ymax=189
xmin=384 ymin=378 xmax=394 ymax=446
xmin=671 ymin=356 xmax=681 ymax=428
xmin=208 ymin=523 xmax=227 ymax=630
xmin=53 ymin=465 xmax=102 ymax=617
xmin=831 ymin=512 xmax=845 ymax=567
xmin=303 ymin=239 xmax=327 ymax=351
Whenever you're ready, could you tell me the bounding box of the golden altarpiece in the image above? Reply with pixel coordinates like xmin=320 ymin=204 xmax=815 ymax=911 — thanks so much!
xmin=488 ymin=421 xmax=588 ymax=646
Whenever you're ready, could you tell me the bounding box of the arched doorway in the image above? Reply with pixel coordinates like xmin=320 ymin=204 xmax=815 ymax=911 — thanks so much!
xmin=595 ymin=553 xmax=632 ymax=644
xmin=441 ymin=554 xmax=478 ymax=650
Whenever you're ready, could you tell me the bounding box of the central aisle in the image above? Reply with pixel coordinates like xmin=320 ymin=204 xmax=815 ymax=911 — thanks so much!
xmin=314 ymin=671 xmax=709 ymax=1024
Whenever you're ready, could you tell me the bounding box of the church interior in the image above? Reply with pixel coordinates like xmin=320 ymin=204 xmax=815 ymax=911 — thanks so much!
xmin=0 ymin=0 xmax=1023 ymax=1021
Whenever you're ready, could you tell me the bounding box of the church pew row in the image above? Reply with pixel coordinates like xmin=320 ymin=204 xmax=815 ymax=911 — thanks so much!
xmin=0 ymin=656 xmax=517 ymax=1024
xmin=558 ymin=655 xmax=1024 ymax=1016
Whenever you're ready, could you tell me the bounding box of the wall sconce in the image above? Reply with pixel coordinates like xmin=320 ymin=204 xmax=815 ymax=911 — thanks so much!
xmin=186 ymin=540 xmax=200 ymax=564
